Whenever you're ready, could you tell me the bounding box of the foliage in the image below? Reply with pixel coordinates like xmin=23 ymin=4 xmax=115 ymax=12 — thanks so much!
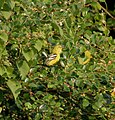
xmin=0 ymin=0 xmax=115 ymax=119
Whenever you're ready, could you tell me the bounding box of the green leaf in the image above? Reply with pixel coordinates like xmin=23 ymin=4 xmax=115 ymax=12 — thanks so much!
xmin=93 ymin=101 xmax=103 ymax=110
xmin=83 ymin=99 xmax=89 ymax=108
xmin=22 ymin=49 xmax=35 ymax=61
xmin=17 ymin=60 xmax=30 ymax=79
xmin=34 ymin=40 xmax=42 ymax=52
xmin=47 ymin=83 xmax=55 ymax=88
xmin=6 ymin=80 xmax=22 ymax=101
xmin=29 ymin=83 xmax=37 ymax=88
xmin=91 ymin=2 xmax=101 ymax=10
xmin=0 ymin=0 xmax=4 ymax=9
xmin=93 ymin=93 xmax=105 ymax=110
xmin=63 ymin=84 xmax=70 ymax=92
xmin=58 ymin=26 xmax=63 ymax=37
xmin=35 ymin=113 xmax=42 ymax=120
xmin=0 ymin=45 xmax=6 ymax=58
xmin=96 ymin=2 xmax=102 ymax=10
xmin=9 ymin=0 xmax=15 ymax=9
xmin=1 ymin=11 xmax=12 ymax=20
xmin=52 ymin=20 xmax=63 ymax=37
xmin=25 ymin=102 xmax=32 ymax=109
xmin=0 ymin=32 xmax=8 ymax=42
xmin=78 ymin=56 xmax=84 ymax=64
xmin=5 ymin=66 xmax=14 ymax=78
xmin=0 ymin=65 xmax=5 ymax=76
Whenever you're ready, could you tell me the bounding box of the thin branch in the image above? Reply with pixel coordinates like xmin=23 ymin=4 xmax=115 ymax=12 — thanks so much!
xmin=85 ymin=2 xmax=115 ymax=20
xmin=99 ymin=2 xmax=115 ymax=20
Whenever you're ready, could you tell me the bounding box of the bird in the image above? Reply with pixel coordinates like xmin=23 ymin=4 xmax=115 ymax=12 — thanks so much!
xmin=45 ymin=45 xmax=62 ymax=66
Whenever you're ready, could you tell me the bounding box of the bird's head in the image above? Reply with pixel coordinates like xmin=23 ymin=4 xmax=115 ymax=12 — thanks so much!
xmin=52 ymin=45 xmax=62 ymax=54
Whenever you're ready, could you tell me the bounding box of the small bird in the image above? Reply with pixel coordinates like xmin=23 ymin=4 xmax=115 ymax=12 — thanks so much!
xmin=45 ymin=45 xmax=62 ymax=66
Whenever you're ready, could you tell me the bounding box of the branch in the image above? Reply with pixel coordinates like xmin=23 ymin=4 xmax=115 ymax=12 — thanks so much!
xmin=99 ymin=2 xmax=115 ymax=20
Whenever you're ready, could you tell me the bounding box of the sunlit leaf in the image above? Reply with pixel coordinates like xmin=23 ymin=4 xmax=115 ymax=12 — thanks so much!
xmin=1 ymin=11 xmax=12 ymax=20
xmin=47 ymin=83 xmax=55 ymax=88
xmin=78 ymin=50 xmax=92 ymax=65
xmin=25 ymin=102 xmax=32 ymax=109
xmin=9 ymin=0 xmax=15 ymax=9
xmin=82 ymin=50 xmax=92 ymax=64
xmin=17 ymin=60 xmax=30 ymax=79
xmin=0 ymin=32 xmax=8 ymax=42
xmin=78 ymin=56 xmax=84 ymax=65
xmin=34 ymin=40 xmax=42 ymax=52
xmin=0 ymin=65 xmax=5 ymax=75
xmin=22 ymin=49 xmax=35 ymax=61
xmin=5 ymin=66 xmax=14 ymax=78
xmin=91 ymin=2 xmax=101 ymax=10
xmin=0 ymin=87 xmax=6 ymax=90
xmin=83 ymin=99 xmax=89 ymax=108
xmin=6 ymin=80 xmax=22 ymax=101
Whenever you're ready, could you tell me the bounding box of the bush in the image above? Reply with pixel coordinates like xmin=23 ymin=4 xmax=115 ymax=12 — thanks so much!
xmin=0 ymin=0 xmax=115 ymax=119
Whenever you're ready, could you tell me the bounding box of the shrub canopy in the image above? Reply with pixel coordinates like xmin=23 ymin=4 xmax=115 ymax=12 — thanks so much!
xmin=0 ymin=0 xmax=115 ymax=119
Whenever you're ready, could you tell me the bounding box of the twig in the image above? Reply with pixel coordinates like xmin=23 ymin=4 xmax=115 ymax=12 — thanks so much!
xmin=85 ymin=2 xmax=115 ymax=20
xmin=99 ymin=2 xmax=115 ymax=20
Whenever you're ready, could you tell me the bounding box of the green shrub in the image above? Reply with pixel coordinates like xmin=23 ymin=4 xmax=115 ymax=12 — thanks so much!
xmin=0 ymin=0 xmax=115 ymax=119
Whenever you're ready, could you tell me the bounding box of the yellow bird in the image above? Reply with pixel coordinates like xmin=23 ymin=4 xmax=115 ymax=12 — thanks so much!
xmin=45 ymin=45 xmax=62 ymax=66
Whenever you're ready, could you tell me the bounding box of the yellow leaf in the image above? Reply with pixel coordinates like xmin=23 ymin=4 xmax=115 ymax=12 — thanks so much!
xmin=78 ymin=50 xmax=92 ymax=65
xmin=85 ymin=50 xmax=92 ymax=59
xmin=82 ymin=58 xmax=91 ymax=65
xmin=82 ymin=50 xmax=92 ymax=65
